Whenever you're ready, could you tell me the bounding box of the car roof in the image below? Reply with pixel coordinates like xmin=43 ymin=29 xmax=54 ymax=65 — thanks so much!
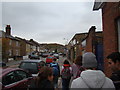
xmin=20 ymin=59 xmax=43 ymax=63
xmin=0 ymin=68 xmax=24 ymax=77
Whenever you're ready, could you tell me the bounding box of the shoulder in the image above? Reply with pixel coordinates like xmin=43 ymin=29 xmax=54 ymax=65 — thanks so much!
xmin=69 ymin=67 xmax=72 ymax=70
xmin=103 ymin=77 xmax=115 ymax=88
xmin=110 ymin=71 xmax=120 ymax=81
xmin=71 ymin=77 xmax=88 ymax=88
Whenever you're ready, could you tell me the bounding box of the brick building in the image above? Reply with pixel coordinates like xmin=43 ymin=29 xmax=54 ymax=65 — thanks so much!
xmin=81 ymin=26 xmax=103 ymax=70
xmin=67 ymin=26 xmax=103 ymax=64
xmin=93 ymin=1 xmax=120 ymax=77
xmin=67 ymin=33 xmax=88 ymax=61
xmin=0 ymin=25 xmax=21 ymax=62
xmin=15 ymin=37 xmax=33 ymax=57
xmin=29 ymin=39 xmax=40 ymax=52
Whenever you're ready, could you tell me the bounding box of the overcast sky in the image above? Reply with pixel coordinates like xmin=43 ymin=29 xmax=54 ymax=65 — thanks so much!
xmin=1 ymin=1 xmax=102 ymax=45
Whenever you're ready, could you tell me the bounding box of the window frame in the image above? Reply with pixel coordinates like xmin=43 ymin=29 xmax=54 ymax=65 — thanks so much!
xmin=117 ymin=18 xmax=120 ymax=52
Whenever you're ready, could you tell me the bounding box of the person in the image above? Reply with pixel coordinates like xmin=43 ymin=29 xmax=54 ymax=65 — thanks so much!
xmin=50 ymin=58 xmax=60 ymax=88
xmin=71 ymin=52 xmax=115 ymax=89
xmin=107 ymin=52 xmax=120 ymax=90
xmin=29 ymin=67 xmax=54 ymax=89
xmin=61 ymin=60 xmax=72 ymax=90
xmin=71 ymin=55 xmax=84 ymax=79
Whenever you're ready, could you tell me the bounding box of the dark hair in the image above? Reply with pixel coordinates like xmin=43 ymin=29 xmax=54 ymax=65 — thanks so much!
xmin=35 ymin=67 xmax=53 ymax=87
xmin=74 ymin=55 xmax=82 ymax=66
xmin=53 ymin=58 xmax=56 ymax=61
xmin=107 ymin=52 xmax=120 ymax=63
xmin=63 ymin=60 xmax=70 ymax=64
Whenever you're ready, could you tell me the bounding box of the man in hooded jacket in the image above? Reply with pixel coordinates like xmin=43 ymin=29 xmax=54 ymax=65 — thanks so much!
xmin=71 ymin=52 xmax=115 ymax=89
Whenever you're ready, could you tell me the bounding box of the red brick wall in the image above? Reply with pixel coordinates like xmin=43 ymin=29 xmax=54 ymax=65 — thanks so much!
xmin=102 ymin=2 xmax=120 ymax=77
xmin=86 ymin=27 xmax=96 ymax=53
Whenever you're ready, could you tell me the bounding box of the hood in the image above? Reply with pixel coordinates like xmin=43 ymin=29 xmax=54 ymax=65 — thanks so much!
xmin=81 ymin=70 xmax=106 ymax=88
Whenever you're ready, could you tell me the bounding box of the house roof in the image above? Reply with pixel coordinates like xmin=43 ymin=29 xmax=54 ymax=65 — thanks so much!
xmin=0 ymin=31 xmax=20 ymax=41
xmin=81 ymin=31 xmax=103 ymax=42
xmin=29 ymin=39 xmax=40 ymax=46
xmin=0 ymin=31 xmax=5 ymax=38
xmin=93 ymin=0 xmax=105 ymax=10
xmin=6 ymin=35 xmax=20 ymax=41
xmin=15 ymin=37 xmax=33 ymax=45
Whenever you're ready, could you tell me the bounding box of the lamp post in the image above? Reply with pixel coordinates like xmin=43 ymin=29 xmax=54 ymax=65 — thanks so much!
xmin=63 ymin=38 xmax=68 ymax=45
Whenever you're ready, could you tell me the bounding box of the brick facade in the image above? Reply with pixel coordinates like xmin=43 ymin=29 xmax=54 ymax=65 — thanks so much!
xmin=102 ymin=2 xmax=120 ymax=77
xmin=67 ymin=33 xmax=88 ymax=61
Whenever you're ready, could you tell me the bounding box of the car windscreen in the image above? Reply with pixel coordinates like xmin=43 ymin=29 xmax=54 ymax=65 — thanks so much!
xmin=19 ymin=62 xmax=38 ymax=74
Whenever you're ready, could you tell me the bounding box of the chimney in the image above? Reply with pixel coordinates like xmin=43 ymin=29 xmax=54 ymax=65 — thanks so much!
xmin=6 ymin=25 xmax=11 ymax=35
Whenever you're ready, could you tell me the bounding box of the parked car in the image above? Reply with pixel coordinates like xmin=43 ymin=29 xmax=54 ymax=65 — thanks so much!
xmin=0 ymin=62 xmax=7 ymax=67
xmin=29 ymin=53 xmax=40 ymax=59
xmin=53 ymin=53 xmax=59 ymax=59
xmin=41 ymin=53 xmax=50 ymax=58
xmin=0 ymin=67 xmax=33 ymax=90
xmin=19 ymin=60 xmax=46 ymax=76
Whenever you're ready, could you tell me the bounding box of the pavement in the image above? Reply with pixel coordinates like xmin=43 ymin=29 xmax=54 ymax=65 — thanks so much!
xmin=6 ymin=59 xmax=23 ymax=68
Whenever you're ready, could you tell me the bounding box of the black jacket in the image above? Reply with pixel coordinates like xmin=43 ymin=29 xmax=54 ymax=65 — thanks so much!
xmin=29 ymin=79 xmax=54 ymax=90
xmin=110 ymin=70 xmax=120 ymax=90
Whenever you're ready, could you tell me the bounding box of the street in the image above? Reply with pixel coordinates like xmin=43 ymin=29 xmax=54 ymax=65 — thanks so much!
xmin=6 ymin=55 xmax=68 ymax=88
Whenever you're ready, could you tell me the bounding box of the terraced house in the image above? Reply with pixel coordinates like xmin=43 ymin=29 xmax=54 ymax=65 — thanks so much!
xmin=0 ymin=25 xmax=21 ymax=62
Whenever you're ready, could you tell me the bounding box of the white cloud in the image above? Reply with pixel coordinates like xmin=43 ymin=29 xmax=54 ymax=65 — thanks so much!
xmin=2 ymin=2 xmax=102 ymax=45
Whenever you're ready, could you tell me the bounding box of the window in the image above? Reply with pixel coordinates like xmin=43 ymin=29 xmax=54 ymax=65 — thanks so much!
xmin=9 ymin=49 xmax=12 ymax=56
xmin=118 ymin=18 xmax=120 ymax=52
xmin=16 ymin=50 xmax=19 ymax=56
xmin=73 ymin=39 xmax=76 ymax=45
xmin=9 ymin=40 xmax=12 ymax=45
xmin=20 ymin=62 xmax=37 ymax=70
xmin=2 ymin=70 xmax=29 ymax=86
xmin=2 ymin=71 xmax=15 ymax=85
xmin=39 ymin=61 xmax=46 ymax=67
xmin=16 ymin=41 xmax=19 ymax=46
xmin=20 ymin=62 xmax=38 ymax=74
xmin=15 ymin=70 xmax=29 ymax=80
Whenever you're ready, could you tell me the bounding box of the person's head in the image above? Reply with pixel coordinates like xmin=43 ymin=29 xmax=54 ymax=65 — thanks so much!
xmin=53 ymin=58 xmax=57 ymax=62
xmin=63 ymin=60 xmax=70 ymax=67
xmin=63 ymin=60 xmax=70 ymax=64
xmin=74 ymin=55 xmax=82 ymax=66
xmin=107 ymin=52 xmax=120 ymax=72
xmin=82 ymin=52 xmax=97 ymax=70
xmin=38 ymin=67 xmax=53 ymax=82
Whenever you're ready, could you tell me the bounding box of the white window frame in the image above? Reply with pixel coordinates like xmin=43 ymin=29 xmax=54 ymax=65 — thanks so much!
xmin=73 ymin=39 xmax=76 ymax=45
xmin=16 ymin=41 xmax=19 ymax=46
xmin=9 ymin=40 xmax=12 ymax=45
xmin=9 ymin=49 xmax=12 ymax=56
xmin=118 ymin=18 xmax=120 ymax=52
xmin=16 ymin=50 xmax=19 ymax=56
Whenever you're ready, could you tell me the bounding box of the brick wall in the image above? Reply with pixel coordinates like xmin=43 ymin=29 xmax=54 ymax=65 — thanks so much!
xmin=86 ymin=26 xmax=96 ymax=53
xmin=102 ymin=2 xmax=120 ymax=77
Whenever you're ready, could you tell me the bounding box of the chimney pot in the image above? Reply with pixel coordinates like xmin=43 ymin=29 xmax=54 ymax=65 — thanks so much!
xmin=6 ymin=25 xmax=11 ymax=35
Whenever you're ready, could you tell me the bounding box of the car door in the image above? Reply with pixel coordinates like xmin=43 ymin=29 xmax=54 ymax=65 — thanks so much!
xmin=2 ymin=70 xmax=33 ymax=89
xmin=14 ymin=70 xmax=33 ymax=88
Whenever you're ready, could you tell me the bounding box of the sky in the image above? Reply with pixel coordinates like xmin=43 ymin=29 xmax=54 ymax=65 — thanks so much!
xmin=1 ymin=1 xmax=102 ymax=45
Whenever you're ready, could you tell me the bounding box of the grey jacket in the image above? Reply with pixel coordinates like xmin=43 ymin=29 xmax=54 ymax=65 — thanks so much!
xmin=71 ymin=70 xmax=115 ymax=89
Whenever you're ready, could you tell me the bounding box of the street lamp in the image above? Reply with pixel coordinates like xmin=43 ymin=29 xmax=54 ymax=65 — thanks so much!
xmin=63 ymin=38 xmax=68 ymax=45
